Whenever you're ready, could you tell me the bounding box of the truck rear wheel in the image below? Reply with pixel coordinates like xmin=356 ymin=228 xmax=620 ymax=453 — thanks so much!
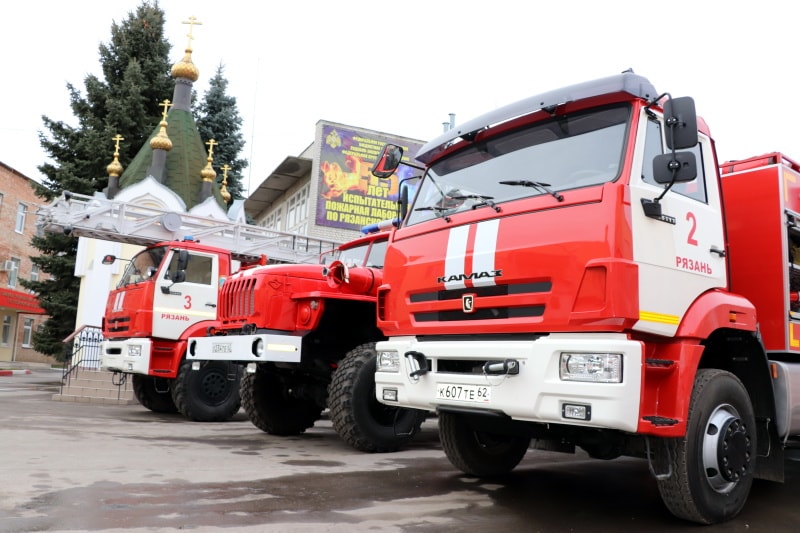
xmin=240 ymin=365 xmax=322 ymax=435
xmin=131 ymin=375 xmax=178 ymax=413
xmin=328 ymin=342 xmax=427 ymax=453
xmin=656 ymin=369 xmax=755 ymax=524
xmin=171 ymin=359 xmax=242 ymax=422
xmin=439 ymin=411 xmax=530 ymax=476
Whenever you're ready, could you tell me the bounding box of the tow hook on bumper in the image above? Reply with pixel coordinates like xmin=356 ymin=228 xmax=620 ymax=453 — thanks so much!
xmin=405 ymin=351 xmax=428 ymax=379
xmin=483 ymin=359 xmax=520 ymax=376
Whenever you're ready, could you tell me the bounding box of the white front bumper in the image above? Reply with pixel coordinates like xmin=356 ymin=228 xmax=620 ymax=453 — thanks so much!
xmin=375 ymin=333 xmax=643 ymax=432
xmin=187 ymin=334 xmax=302 ymax=363
xmin=101 ymin=339 xmax=152 ymax=374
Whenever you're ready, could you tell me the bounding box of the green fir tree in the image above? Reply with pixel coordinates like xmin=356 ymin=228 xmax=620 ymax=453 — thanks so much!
xmin=195 ymin=64 xmax=249 ymax=202
xmin=24 ymin=1 xmax=172 ymax=358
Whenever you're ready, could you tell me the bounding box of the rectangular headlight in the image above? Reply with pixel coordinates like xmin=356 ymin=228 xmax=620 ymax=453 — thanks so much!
xmin=127 ymin=345 xmax=142 ymax=357
xmin=377 ymin=350 xmax=399 ymax=372
xmin=559 ymin=352 xmax=622 ymax=383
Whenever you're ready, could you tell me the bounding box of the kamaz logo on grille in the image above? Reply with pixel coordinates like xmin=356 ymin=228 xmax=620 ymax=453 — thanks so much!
xmin=462 ymin=294 xmax=475 ymax=313
xmin=437 ymin=270 xmax=502 ymax=284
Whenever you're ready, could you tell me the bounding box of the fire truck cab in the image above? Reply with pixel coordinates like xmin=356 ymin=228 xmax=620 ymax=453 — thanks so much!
xmin=372 ymin=71 xmax=800 ymax=524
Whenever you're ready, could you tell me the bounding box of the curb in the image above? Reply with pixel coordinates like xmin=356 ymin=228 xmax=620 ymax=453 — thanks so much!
xmin=0 ymin=369 xmax=32 ymax=376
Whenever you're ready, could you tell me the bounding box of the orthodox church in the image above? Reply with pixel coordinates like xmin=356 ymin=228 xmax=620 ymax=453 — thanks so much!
xmin=74 ymin=20 xmax=245 ymax=333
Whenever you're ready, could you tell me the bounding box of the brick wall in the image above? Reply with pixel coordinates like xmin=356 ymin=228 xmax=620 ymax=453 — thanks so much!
xmin=0 ymin=161 xmax=54 ymax=364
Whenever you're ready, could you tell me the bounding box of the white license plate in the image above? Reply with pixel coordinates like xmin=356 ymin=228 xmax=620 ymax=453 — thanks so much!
xmin=436 ymin=383 xmax=491 ymax=403
xmin=212 ymin=342 xmax=232 ymax=353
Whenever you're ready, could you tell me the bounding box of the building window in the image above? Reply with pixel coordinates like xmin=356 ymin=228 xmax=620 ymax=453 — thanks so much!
xmin=262 ymin=209 xmax=282 ymax=231
xmin=7 ymin=258 xmax=20 ymax=288
xmin=22 ymin=318 xmax=34 ymax=347
xmin=0 ymin=192 xmax=4 ymax=212
xmin=286 ymin=184 xmax=309 ymax=234
xmin=15 ymin=203 xmax=27 ymax=233
xmin=30 ymin=264 xmax=39 ymax=282
xmin=1 ymin=316 xmax=10 ymax=345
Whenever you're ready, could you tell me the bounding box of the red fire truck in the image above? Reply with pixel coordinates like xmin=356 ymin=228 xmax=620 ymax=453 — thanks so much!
xmin=38 ymin=191 xmax=340 ymax=421
xmin=371 ymin=71 xmax=800 ymax=523
xmin=186 ymin=229 xmax=427 ymax=452
xmin=100 ymin=237 xmax=255 ymax=421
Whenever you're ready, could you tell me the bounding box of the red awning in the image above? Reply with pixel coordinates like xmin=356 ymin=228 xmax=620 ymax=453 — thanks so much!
xmin=0 ymin=288 xmax=45 ymax=314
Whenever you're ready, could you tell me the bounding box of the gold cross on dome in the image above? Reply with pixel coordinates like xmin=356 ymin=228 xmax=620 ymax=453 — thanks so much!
xmin=182 ymin=16 xmax=202 ymax=49
xmin=111 ymin=134 xmax=124 ymax=154
xmin=205 ymin=138 xmax=218 ymax=157
xmin=159 ymin=99 xmax=172 ymax=120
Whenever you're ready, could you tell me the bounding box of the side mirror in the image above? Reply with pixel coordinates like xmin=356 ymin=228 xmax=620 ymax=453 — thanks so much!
xmin=176 ymin=250 xmax=189 ymax=271
xmin=372 ymin=144 xmax=403 ymax=179
xmin=653 ymin=151 xmax=697 ymax=184
xmin=398 ymin=176 xmax=420 ymax=222
xmin=663 ymin=97 xmax=698 ymax=150
xmin=102 ymin=254 xmax=117 ymax=265
xmin=166 ymin=249 xmax=189 ymax=284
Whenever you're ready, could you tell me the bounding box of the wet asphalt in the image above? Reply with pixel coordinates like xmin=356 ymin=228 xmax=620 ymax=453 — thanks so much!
xmin=1 ymin=368 xmax=799 ymax=532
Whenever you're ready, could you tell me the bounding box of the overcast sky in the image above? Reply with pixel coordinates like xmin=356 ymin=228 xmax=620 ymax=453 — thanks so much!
xmin=2 ymin=0 xmax=797 ymax=195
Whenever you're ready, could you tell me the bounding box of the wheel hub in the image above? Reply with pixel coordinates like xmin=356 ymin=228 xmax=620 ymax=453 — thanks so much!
xmin=201 ymin=371 xmax=228 ymax=400
xmin=702 ymin=404 xmax=751 ymax=493
xmin=717 ymin=418 xmax=750 ymax=482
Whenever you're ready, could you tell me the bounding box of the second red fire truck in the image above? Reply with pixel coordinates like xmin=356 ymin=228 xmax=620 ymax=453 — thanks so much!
xmin=186 ymin=229 xmax=427 ymax=452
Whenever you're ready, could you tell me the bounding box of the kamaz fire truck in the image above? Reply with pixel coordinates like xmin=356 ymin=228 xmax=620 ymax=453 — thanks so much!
xmin=186 ymin=228 xmax=427 ymax=452
xmin=38 ymin=191 xmax=339 ymax=421
xmin=371 ymin=71 xmax=800 ymax=523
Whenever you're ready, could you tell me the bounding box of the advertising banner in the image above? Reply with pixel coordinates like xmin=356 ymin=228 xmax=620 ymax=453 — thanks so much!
xmin=316 ymin=123 xmax=423 ymax=231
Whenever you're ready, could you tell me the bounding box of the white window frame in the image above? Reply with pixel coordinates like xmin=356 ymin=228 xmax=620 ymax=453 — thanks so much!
xmin=1 ymin=316 xmax=11 ymax=345
xmin=286 ymin=184 xmax=310 ymax=234
xmin=7 ymin=258 xmax=20 ymax=288
xmin=22 ymin=318 xmax=34 ymax=347
xmin=261 ymin=209 xmax=282 ymax=231
xmin=15 ymin=203 xmax=27 ymax=233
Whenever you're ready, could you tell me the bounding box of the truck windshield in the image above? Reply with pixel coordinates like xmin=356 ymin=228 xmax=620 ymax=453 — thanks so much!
xmin=118 ymin=246 xmax=167 ymax=288
xmin=322 ymin=238 xmax=388 ymax=268
xmin=406 ymin=104 xmax=631 ymax=225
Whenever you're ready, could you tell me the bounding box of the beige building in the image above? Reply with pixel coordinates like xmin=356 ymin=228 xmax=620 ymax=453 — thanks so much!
xmin=0 ymin=161 xmax=49 ymax=363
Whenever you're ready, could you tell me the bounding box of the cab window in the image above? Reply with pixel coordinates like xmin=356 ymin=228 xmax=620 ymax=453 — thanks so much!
xmin=642 ymin=118 xmax=708 ymax=204
xmin=165 ymin=253 xmax=214 ymax=285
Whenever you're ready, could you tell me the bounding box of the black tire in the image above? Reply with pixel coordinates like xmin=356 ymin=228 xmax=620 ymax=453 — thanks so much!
xmin=328 ymin=342 xmax=427 ymax=453
xmin=132 ymin=374 xmax=178 ymax=413
xmin=171 ymin=359 xmax=242 ymax=422
xmin=240 ymin=365 xmax=322 ymax=435
xmin=439 ymin=411 xmax=530 ymax=476
xmin=656 ymin=369 xmax=756 ymax=524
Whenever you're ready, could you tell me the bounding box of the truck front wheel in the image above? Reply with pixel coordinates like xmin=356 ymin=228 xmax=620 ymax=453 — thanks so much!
xmin=439 ymin=411 xmax=530 ymax=476
xmin=171 ymin=359 xmax=242 ymax=422
xmin=329 ymin=342 xmax=427 ymax=453
xmin=131 ymin=375 xmax=178 ymax=413
xmin=240 ymin=365 xmax=322 ymax=435
xmin=656 ymin=369 xmax=755 ymax=524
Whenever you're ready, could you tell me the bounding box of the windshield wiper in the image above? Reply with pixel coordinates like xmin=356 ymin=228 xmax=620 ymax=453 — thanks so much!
xmin=499 ymin=180 xmax=564 ymax=202
xmin=449 ymin=194 xmax=502 ymax=212
xmin=414 ymin=205 xmax=455 ymax=222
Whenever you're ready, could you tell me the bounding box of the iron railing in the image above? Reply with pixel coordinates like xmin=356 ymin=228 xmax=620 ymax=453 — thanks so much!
xmin=59 ymin=325 xmax=103 ymax=392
